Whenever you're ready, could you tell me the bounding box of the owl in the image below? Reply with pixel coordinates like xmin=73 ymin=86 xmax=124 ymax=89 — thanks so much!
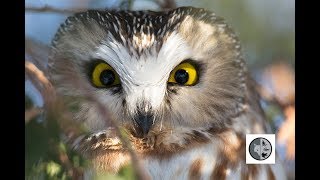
xmin=48 ymin=7 xmax=287 ymax=180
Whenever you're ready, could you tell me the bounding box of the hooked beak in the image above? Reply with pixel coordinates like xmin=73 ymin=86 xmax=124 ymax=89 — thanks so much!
xmin=134 ymin=111 xmax=154 ymax=138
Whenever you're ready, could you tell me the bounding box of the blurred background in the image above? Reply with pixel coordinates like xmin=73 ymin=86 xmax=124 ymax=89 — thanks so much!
xmin=25 ymin=0 xmax=295 ymax=179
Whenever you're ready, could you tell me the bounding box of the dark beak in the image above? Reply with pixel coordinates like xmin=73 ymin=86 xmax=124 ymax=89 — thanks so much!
xmin=134 ymin=111 xmax=154 ymax=137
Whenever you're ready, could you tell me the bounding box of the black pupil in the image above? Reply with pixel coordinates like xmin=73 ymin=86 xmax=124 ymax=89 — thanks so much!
xmin=174 ymin=69 xmax=189 ymax=84
xmin=100 ymin=70 xmax=115 ymax=86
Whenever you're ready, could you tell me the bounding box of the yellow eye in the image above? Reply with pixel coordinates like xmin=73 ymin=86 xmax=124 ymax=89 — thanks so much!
xmin=168 ymin=62 xmax=198 ymax=86
xmin=91 ymin=62 xmax=120 ymax=87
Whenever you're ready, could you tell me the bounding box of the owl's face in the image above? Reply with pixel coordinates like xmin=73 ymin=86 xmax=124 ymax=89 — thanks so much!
xmin=49 ymin=7 xmax=246 ymax=138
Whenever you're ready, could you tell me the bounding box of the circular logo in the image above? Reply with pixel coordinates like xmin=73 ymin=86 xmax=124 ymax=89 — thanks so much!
xmin=249 ymin=137 xmax=272 ymax=160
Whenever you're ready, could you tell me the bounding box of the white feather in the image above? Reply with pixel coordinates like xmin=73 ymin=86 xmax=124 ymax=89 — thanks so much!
xmin=94 ymin=32 xmax=192 ymax=111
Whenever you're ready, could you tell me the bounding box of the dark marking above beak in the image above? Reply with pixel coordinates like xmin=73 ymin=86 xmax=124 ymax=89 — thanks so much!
xmin=134 ymin=111 xmax=154 ymax=138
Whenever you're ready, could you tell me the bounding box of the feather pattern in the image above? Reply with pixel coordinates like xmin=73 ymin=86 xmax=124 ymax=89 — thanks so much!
xmin=49 ymin=7 xmax=286 ymax=180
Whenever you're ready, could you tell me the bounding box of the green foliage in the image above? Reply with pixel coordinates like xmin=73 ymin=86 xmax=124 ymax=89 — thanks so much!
xmin=118 ymin=164 xmax=136 ymax=180
xmin=46 ymin=161 xmax=61 ymax=177
xmin=25 ymin=95 xmax=88 ymax=179
xmin=25 ymin=94 xmax=136 ymax=179
xmin=25 ymin=116 xmax=88 ymax=179
xmin=94 ymin=164 xmax=136 ymax=180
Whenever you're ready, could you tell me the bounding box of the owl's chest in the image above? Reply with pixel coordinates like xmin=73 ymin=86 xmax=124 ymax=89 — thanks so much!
xmin=86 ymin=133 xmax=285 ymax=180
xmin=140 ymin=142 xmax=285 ymax=180
xmin=142 ymin=143 xmax=226 ymax=180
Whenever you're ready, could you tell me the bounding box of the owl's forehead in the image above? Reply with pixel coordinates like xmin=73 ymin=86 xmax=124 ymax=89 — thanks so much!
xmin=94 ymin=30 xmax=192 ymax=85
xmin=53 ymin=7 xmax=220 ymax=52
xmin=84 ymin=9 xmax=185 ymax=54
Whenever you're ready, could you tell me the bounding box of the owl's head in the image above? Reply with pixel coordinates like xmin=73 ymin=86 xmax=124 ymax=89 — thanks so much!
xmin=49 ymin=7 xmax=247 ymax=138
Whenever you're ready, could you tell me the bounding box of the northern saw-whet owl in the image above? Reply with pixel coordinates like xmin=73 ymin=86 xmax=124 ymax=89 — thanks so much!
xmin=48 ymin=6 xmax=287 ymax=180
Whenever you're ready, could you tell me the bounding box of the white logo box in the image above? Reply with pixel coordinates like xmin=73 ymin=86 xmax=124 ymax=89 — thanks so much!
xmin=246 ymin=134 xmax=275 ymax=164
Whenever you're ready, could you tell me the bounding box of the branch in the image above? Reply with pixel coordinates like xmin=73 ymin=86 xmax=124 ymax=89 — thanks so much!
xmin=156 ymin=0 xmax=176 ymax=10
xmin=25 ymin=6 xmax=92 ymax=14
xmin=25 ymin=38 xmax=50 ymax=76
xmin=25 ymin=60 xmax=55 ymax=106
xmin=25 ymin=60 xmax=87 ymax=139
xmin=25 ymin=107 xmax=43 ymax=123
xmin=26 ymin=0 xmax=177 ymax=14
xmin=71 ymin=80 xmax=150 ymax=180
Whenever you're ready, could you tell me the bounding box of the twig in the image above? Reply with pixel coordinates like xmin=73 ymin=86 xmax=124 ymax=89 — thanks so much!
xmin=25 ymin=107 xmax=43 ymax=123
xmin=120 ymin=0 xmax=134 ymax=10
xmin=25 ymin=60 xmax=86 ymax=140
xmin=25 ymin=6 xmax=92 ymax=14
xmin=57 ymin=144 xmax=84 ymax=179
xmin=26 ymin=0 xmax=177 ymax=14
xmin=76 ymin=85 xmax=150 ymax=180
xmin=25 ymin=38 xmax=50 ymax=76
xmin=25 ymin=60 xmax=55 ymax=107
xmin=156 ymin=0 xmax=176 ymax=10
